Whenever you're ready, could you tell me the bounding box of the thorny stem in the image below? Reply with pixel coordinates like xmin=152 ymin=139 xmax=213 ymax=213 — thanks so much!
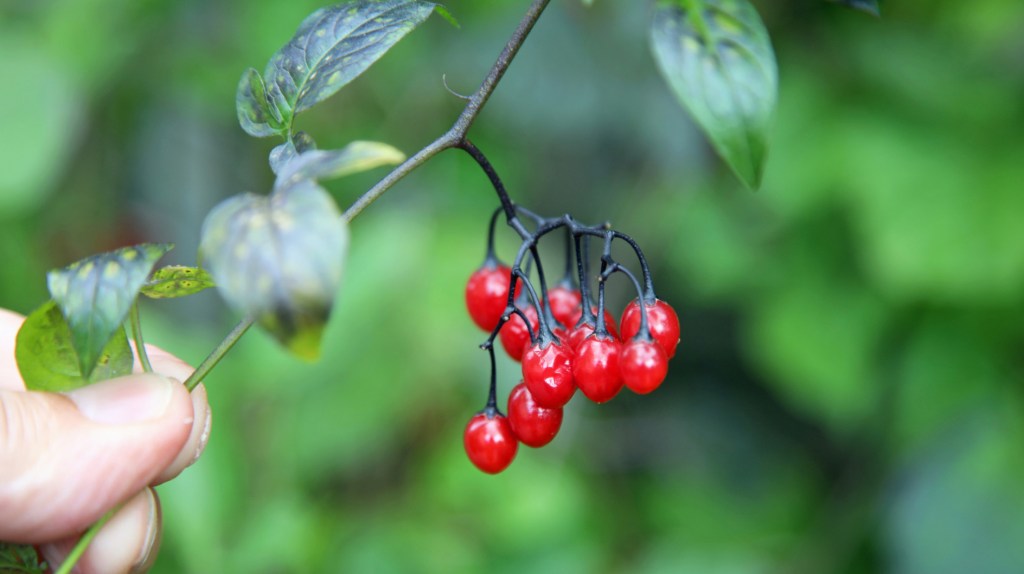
xmin=343 ymin=0 xmax=552 ymax=221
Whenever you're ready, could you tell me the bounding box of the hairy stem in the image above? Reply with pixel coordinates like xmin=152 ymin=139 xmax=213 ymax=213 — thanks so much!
xmin=343 ymin=0 xmax=552 ymax=221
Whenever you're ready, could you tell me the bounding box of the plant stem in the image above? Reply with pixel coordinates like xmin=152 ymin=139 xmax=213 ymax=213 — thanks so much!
xmin=129 ymin=302 xmax=153 ymax=373
xmin=54 ymin=507 xmax=116 ymax=574
xmin=183 ymin=317 xmax=254 ymax=392
xmin=343 ymin=0 xmax=552 ymax=221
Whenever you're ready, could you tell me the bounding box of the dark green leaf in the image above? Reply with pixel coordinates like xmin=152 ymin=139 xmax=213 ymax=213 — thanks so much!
xmin=46 ymin=243 xmax=171 ymax=377
xmin=15 ymin=300 xmax=133 ymax=392
xmin=199 ymin=184 xmax=348 ymax=360
xmin=236 ymin=67 xmax=288 ymax=138
xmin=141 ymin=266 xmax=216 ymax=299
xmin=650 ymin=0 xmax=778 ymax=188
xmin=274 ymin=141 xmax=405 ymax=191
xmin=830 ymin=0 xmax=880 ymax=16
xmin=236 ymin=0 xmax=438 ymax=138
xmin=0 ymin=543 xmax=47 ymax=574
xmin=270 ymin=132 xmax=318 ymax=175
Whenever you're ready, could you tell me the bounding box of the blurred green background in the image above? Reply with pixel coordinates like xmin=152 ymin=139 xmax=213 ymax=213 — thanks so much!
xmin=3 ymin=0 xmax=1024 ymax=572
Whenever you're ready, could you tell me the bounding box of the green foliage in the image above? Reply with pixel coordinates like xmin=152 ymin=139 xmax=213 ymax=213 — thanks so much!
xmin=4 ymin=2 xmax=1024 ymax=574
xmin=650 ymin=0 xmax=777 ymax=189
xmin=236 ymin=0 xmax=440 ymax=138
xmin=15 ymin=300 xmax=133 ymax=392
xmin=274 ymin=141 xmax=406 ymax=189
xmin=269 ymin=132 xmax=317 ymax=174
xmin=142 ymin=266 xmax=216 ymax=299
xmin=0 ymin=543 xmax=47 ymax=574
xmin=832 ymin=0 xmax=880 ymax=16
xmin=199 ymin=183 xmax=348 ymax=360
xmin=45 ymin=243 xmax=170 ymax=377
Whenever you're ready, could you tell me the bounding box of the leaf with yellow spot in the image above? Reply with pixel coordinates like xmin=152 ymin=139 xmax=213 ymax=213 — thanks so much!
xmin=199 ymin=183 xmax=348 ymax=360
xmin=273 ymin=140 xmax=405 ymax=190
xmin=15 ymin=300 xmax=133 ymax=391
xmin=46 ymin=243 xmax=170 ymax=378
xmin=142 ymin=266 xmax=216 ymax=299
xmin=236 ymin=0 xmax=443 ymax=138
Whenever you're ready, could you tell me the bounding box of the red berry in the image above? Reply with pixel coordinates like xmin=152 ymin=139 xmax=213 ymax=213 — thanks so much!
xmin=499 ymin=305 xmax=538 ymax=361
xmin=620 ymin=339 xmax=668 ymax=394
xmin=464 ymin=411 xmax=518 ymax=474
xmin=507 ymin=382 xmax=563 ymax=447
xmin=573 ymin=335 xmax=624 ymax=403
xmin=566 ymin=323 xmax=594 ymax=351
xmin=522 ymin=340 xmax=576 ymax=408
xmin=465 ymin=264 xmax=520 ymax=332
xmin=546 ymin=286 xmax=582 ymax=328
xmin=620 ymin=298 xmax=680 ymax=358
xmin=568 ymin=306 xmax=619 ymax=341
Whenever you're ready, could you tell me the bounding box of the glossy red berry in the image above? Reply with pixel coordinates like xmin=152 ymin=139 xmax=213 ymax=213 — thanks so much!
xmin=464 ymin=411 xmax=518 ymax=474
xmin=522 ymin=340 xmax=576 ymax=408
xmin=620 ymin=298 xmax=680 ymax=358
xmin=465 ymin=264 xmax=520 ymax=332
xmin=499 ymin=305 xmax=538 ymax=361
xmin=546 ymin=286 xmax=582 ymax=328
xmin=573 ymin=335 xmax=624 ymax=403
xmin=620 ymin=339 xmax=668 ymax=394
xmin=567 ymin=306 xmax=619 ymax=341
xmin=507 ymin=382 xmax=563 ymax=447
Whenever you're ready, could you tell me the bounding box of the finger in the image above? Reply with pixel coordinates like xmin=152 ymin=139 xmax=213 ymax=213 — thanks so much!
xmin=41 ymin=487 xmax=161 ymax=574
xmin=0 ymin=374 xmax=193 ymax=542
xmin=0 ymin=308 xmax=25 ymax=391
xmin=154 ymin=382 xmax=211 ymax=484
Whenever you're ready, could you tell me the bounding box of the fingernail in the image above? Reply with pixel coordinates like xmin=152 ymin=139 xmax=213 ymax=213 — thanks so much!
xmin=67 ymin=375 xmax=176 ymax=425
xmin=131 ymin=489 xmax=161 ymax=574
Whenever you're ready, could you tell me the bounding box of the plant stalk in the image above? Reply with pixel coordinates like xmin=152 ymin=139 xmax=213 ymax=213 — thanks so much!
xmin=343 ymin=0 xmax=552 ymax=221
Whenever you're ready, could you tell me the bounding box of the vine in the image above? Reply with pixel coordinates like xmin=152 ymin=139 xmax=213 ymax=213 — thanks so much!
xmin=2 ymin=0 xmax=877 ymax=570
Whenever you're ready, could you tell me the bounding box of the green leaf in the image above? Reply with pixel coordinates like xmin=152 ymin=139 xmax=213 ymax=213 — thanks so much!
xmin=141 ymin=266 xmax=216 ymax=299
xmin=0 ymin=542 xmax=47 ymax=574
xmin=269 ymin=132 xmax=318 ymax=175
xmin=15 ymin=300 xmax=133 ymax=392
xmin=830 ymin=0 xmax=880 ymax=16
xmin=199 ymin=184 xmax=348 ymax=360
xmin=236 ymin=67 xmax=288 ymax=138
xmin=46 ymin=243 xmax=171 ymax=378
xmin=650 ymin=0 xmax=778 ymax=188
xmin=274 ymin=141 xmax=405 ymax=191
xmin=236 ymin=0 xmax=438 ymax=138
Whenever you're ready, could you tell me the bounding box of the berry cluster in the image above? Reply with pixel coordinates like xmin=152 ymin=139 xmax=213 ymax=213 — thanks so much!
xmin=462 ymin=206 xmax=679 ymax=474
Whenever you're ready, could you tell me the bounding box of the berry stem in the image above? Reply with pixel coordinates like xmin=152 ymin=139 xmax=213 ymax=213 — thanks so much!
xmin=485 ymin=342 xmax=499 ymax=411
xmin=601 ymin=262 xmax=652 ymax=341
xmin=483 ymin=207 xmax=503 ymax=264
xmin=574 ymin=234 xmax=594 ymax=323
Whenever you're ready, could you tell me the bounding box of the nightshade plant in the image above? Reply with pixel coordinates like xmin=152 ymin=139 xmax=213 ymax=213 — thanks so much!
xmin=3 ymin=0 xmax=877 ymax=570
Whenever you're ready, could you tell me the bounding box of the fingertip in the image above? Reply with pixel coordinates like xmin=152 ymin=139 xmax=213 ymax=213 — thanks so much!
xmin=154 ymin=382 xmax=211 ymax=484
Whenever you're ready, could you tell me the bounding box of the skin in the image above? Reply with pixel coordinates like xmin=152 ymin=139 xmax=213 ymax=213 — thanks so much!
xmin=0 ymin=308 xmax=212 ymax=573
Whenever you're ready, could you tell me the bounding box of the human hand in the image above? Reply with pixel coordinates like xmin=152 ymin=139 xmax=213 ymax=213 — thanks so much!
xmin=0 ymin=308 xmax=211 ymax=573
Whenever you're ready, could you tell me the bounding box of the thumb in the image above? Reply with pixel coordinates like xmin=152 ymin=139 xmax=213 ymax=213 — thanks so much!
xmin=0 ymin=374 xmax=194 ymax=543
